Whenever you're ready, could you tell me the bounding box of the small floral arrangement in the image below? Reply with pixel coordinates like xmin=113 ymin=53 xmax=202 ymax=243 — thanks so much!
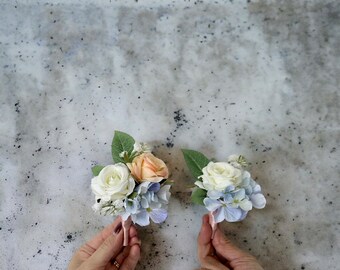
xmin=182 ymin=149 xmax=266 ymax=236
xmin=91 ymin=131 xmax=172 ymax=245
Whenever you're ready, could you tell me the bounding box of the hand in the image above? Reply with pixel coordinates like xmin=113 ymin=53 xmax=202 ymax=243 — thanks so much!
xmin=197 ymin=214 xmax=263 ymax=270
xmin=68 ymin=217 xmax=141 ymax=270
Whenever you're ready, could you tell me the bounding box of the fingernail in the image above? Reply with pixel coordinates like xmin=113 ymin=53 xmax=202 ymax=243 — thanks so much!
xmin=113 ymin=222 xmax=122 ymax=234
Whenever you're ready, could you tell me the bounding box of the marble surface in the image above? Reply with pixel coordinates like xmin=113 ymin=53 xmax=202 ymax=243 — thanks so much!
xmin=0 ymin=0 xmax=339 ymax=269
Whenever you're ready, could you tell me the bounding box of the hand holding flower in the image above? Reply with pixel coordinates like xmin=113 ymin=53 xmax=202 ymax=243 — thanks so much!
xmin=198 ymin=214 xmax=264 ymax=270
xmin=182 ymin=150 xmax=266 ymax=236
xmin=68 ymin=217 xmax=141 ymax=270
xmin=91 ymin=131 xmax=172 ymax=247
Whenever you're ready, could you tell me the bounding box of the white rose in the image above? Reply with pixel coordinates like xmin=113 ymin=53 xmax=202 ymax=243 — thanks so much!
xmin=196 ymin=162 xmax=242 ymax=191
xmin=91 ymin=163 xmax=135 ymax=201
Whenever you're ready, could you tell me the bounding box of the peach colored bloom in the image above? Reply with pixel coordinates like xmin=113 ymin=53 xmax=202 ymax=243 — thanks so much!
xmin=127 ymin=153 xmax=169 ymax=183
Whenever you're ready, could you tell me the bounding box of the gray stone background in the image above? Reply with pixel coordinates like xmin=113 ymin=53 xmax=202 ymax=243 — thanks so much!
xmin=0 ymin=0 xmax=339 ymax=269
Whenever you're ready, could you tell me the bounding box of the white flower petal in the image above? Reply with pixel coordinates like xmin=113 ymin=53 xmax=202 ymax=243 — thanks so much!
xmin=250 ymin=193 xmax=266 ymax=209
xmin=239 ymin=199 xmax=253 ymax=211
xmin=234 ymin=189 xmax=245 ymax=200
xmin=200 ymin=161 xmax=243 ymax=191
xmin=91 ymin=164 xmax=133 ymax=202
xmin=195 ymin=181 xmax=205 ymax=189
xmin=227 ymin=154 xmax=239 ymax=163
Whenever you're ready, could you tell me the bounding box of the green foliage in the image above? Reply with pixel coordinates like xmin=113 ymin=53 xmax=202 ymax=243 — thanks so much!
xmin=91 ymin=165 xmax=104 ymax=176
xmin=191 ymin=188 xmax=207 ymax=205
xmin=181 ymin=149 xmax=210 ymax=180
xmin=111 ymin=131 xmax=135 ymax=163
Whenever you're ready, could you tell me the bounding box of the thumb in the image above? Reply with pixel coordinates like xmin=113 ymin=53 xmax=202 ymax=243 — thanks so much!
xmin=212 ymin=226 xmax=248 ymax=262
xmin=86 ymin=226 xmax=124 ymax=267
xmin=198 ymin=215 xmax=229 ymax=270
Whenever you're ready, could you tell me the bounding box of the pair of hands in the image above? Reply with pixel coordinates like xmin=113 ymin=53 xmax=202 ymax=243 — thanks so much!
xmin=69 ymin=215 xmax=263 ymax=270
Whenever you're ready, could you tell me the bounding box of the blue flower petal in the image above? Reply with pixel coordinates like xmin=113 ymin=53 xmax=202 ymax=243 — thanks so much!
xmin=223 ymin=193 xmax=233 ymax=203
xmin=149 ymin=208 xmax=168 ymax=223
xmin=203 ymin=198 xmax=222 ymax=211
xmin=207 ymin=190 xmax=224 ymax=200
xmin=150 ymin=192 xmax=158 ymax=202
xmin=125 ymin=198 xmax=139 ymax=214
xmin=244 ymin=185 xmax=253 ymax=195
xmin=148 ymin=182 xmax=161 ymax=192
xmin=141 ymin=196 xmax=149 ymax=208
xmin=136 ymin=182 xmax=151 ymax=194
xmin=149 ymin=200 xmax=162 ymax=209
xmin=224 ymin=206 xmax=243 ymax=222
xmin=242 ymin=171 xmax=251 ymax=180
xmin=132 ymin=210 xmax=150 ymax=226
xmin=157 ymin=185 xmax=171 ymax=203
xmin=253 ymin=184 xmax=262 ymax=193
xmin=214 ymin=206 xmax=226 ymax=223
xmin=225 ymin=185 xmax=235 ymax=192
xmin=121 ymin=212 xmax=131 ymax=221
xmin=239 ymin=210 xmax=248 ymax=221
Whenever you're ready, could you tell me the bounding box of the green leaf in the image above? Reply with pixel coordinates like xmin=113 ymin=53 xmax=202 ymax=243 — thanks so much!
xmin=181 ymin=149 xmax=210 ymax=180
xmin=111 ymin=131 xmax=135 ymax=163
xmin=191 ymin=188 xmax=207 ymax=205
xmin=91 ymin=165 xmax=104 ymax=176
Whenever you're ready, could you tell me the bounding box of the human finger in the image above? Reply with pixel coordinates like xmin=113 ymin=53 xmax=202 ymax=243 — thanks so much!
xmin=114 ymin=235 xmax=141 ymax=265
xmin=85 ymin=226 xmax=124 ymax=268
xmin=129 ymin=224 xmax=138 ymax=238
xmin=212 ymin=226 xmax=249 ymax=262
xmin=85 ymin=217 xmax=123 ymax=252
xmin=129 ymin=236 xmax=141 ymax=247
xmin=114 ymin=245 xmax=131 ymax=266
xmin=198 ymin=214 xmax=213 ymax=258
xmin=198 ymin=215 xmax=229 ymax=270
xmin=119 ymin=244 xmax=140 ymax=270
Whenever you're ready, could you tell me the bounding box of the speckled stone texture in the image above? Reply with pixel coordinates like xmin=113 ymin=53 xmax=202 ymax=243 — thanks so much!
xmin=0 ymin=0 xmax=339 ymax=269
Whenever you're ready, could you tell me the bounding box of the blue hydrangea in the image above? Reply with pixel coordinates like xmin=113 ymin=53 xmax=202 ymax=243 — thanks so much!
xmin=122 ymin=181 xmax=171 ymax=226
xmin=203 ymin=172 xmax=266 ymax=222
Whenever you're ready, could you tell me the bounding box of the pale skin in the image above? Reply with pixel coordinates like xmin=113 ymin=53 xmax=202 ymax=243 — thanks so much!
xmin=68 ymin=217 xmax=141 ymax=270
xmin=69 ymin=215 xmax=263 ymax=270
xmin=197 ymin=214 xmax=264 ymax=270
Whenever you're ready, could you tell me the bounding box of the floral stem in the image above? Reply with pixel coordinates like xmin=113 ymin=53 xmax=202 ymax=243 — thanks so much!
xmin=209 ymin=211 xmax=217 ymax=239
xmin=122 ymin=216 xmax=132 ymax=246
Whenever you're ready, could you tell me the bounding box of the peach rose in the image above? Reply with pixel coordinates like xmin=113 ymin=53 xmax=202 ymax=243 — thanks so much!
xmin=127 ymin=153 xmax=169 ymax=183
